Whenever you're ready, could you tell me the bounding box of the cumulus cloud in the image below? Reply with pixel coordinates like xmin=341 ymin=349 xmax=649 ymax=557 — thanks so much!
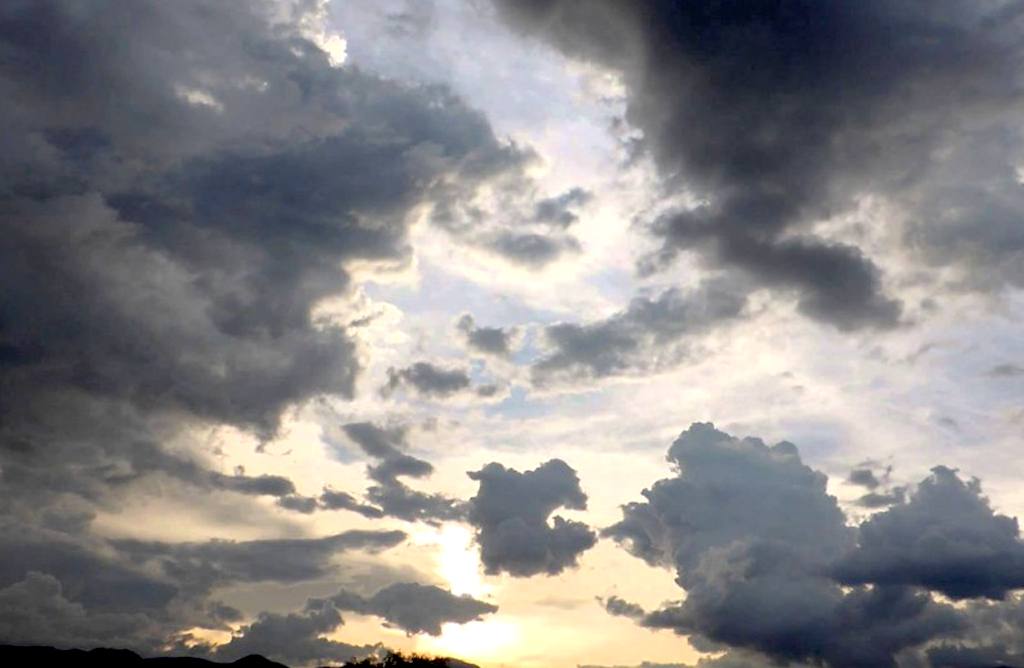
xmin=466 ymin=459 xmax=596 ymax=576
xmin=532 ymin=280 xmax=746 ymax=385
xmin=834 ymin=466 xmax=1024 ymax=599
xmin=319 ymin=583 xmax=497 ymax=636
xmin=493 ymin=0 xmax=1024 ymax=327
xmin=604 ymin=423 xmax=965 ymax=668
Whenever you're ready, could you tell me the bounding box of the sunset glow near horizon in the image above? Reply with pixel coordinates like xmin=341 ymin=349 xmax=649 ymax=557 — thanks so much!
xmin=5 ymin=2 xmax=1024 ymax=668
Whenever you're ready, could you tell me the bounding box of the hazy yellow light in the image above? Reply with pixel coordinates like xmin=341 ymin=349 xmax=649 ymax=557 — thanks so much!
xmin=438 ymin=526 xmax=486 ymax=598
xmin=410 ymin=525 xmax=487 ymax=599
xmin=420 ymin=620 xmax=519 ymax=663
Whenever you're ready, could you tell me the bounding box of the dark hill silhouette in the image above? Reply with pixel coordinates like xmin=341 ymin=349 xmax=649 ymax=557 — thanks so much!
xmin=0 ymin=646 xmax=479 ymax=668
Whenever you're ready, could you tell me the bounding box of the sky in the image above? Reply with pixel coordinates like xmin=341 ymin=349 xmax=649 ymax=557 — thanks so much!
xmin=4 ymin=1 xmax=1024 ymax=668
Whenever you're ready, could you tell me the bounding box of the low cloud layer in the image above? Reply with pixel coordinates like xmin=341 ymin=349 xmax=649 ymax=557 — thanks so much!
xmin=196 ymin=604 xmax=378 ymax=666
xmin=320 ymin=583 xmax=497 ymax=636
xmin=467 ymin=459 xmax=596 ymax=577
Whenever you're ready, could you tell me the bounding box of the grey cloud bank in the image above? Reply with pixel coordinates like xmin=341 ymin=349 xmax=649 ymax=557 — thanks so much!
xmin=492 ymin=0 xmax=1024 ymax=328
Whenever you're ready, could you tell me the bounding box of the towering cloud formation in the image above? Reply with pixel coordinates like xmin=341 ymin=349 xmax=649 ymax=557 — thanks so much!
xmin=467 ymin=459 xmax=596 ymax=576
xmin=602 ymin=424 xmax=1024 ymax=668
xmin=492 ymin=0 xmax=1024 ymax=328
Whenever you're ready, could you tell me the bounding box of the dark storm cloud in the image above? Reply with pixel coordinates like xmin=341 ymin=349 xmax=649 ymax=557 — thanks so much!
xmin=0 ymin=0 xmax=559 ymax=650
xmin=466 ymin=459 xmax=596 ymax=577
xmin=0 ymin=537 xmax=178 ymax=614
xmin=492 ymin=0 xmax=1024 ymax=327
xmin=603 ymin=423 xmax=964 ymax=668
xmin=0 ymin=0 xmax=545 ymax=510
xmin=532 ymin=280 xmax=746 ymax=384
xmin=834 ymin=466 xmax=1024 ymax=599
xmin=319 ymin=583 xmax=497 ymax=636
xmin=457 ymin=315 xmax=515 ymax=357
xmin=926 ymin=593 xmax=1024 ymax=668
xmin=383 ymin=362 xmax=473 ymax=399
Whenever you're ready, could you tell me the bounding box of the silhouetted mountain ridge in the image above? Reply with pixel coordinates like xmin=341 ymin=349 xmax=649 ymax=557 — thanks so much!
xmin=0 ymin=646 xmax=479 ymax=668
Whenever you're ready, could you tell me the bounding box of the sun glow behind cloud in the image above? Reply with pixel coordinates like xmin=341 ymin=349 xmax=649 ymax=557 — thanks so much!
xmin=420 ymin=620 xmax=520 ymax=665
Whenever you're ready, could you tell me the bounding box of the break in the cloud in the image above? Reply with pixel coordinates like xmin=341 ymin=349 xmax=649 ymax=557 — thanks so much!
xmin=492 ymin=0 xmax=1024 ymax=328
xmin=532 ymin=280 xmax=747 ymax=385
xmin=320 ymin=583 xmax=497 ymax=636
xmin=466 ymin=459 xmax=596 ymax=577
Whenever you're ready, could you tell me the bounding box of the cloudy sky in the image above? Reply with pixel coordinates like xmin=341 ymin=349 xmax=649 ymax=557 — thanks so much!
xmin=4 ymin=1 xmax=1024 ymax=667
